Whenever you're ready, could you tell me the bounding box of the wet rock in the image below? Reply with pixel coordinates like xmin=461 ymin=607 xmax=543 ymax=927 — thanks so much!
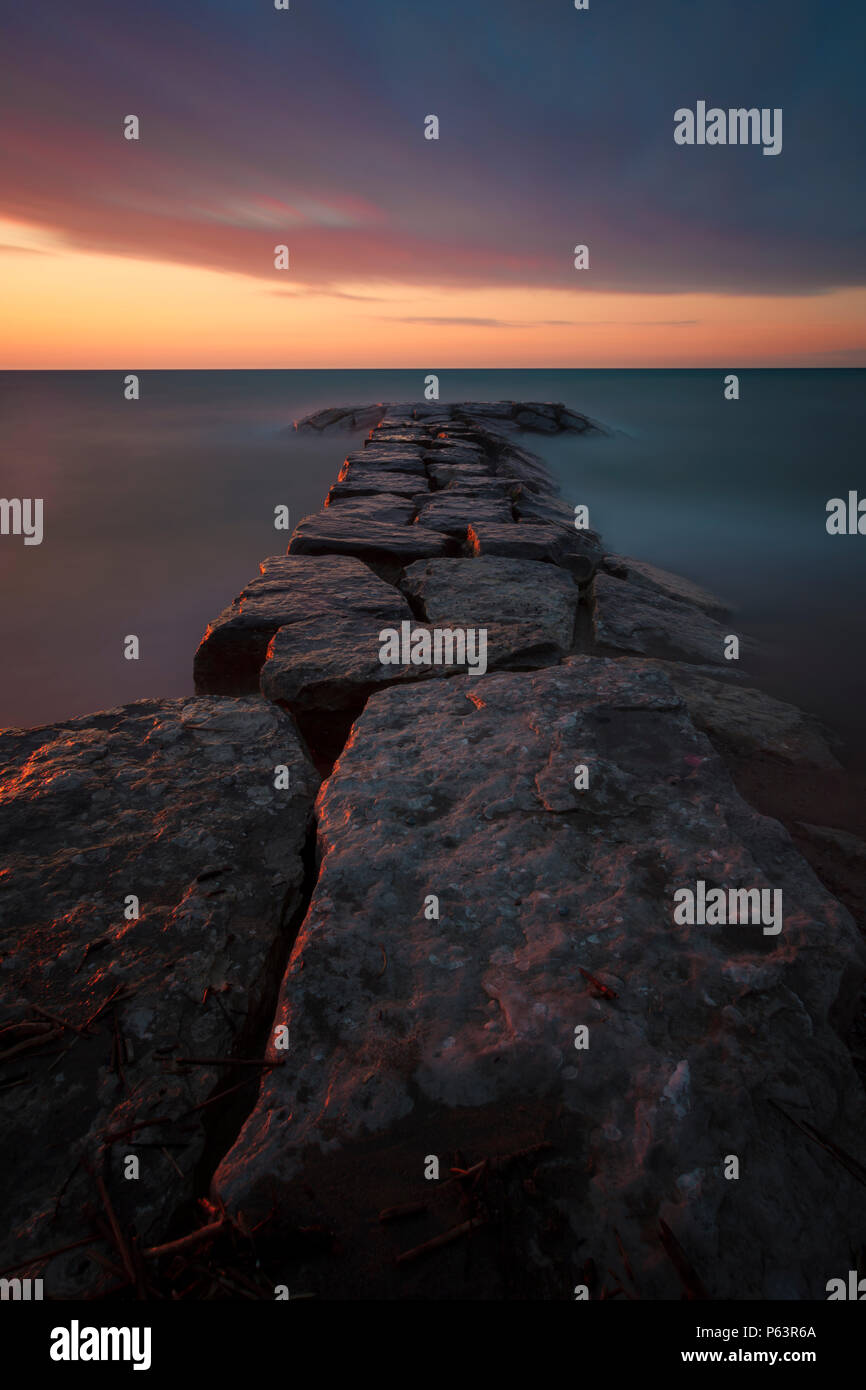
xmin=592 ymin=572 xmax=749 ymax=666
xmin=0 ymin=696 xmax=319 ymax=1298
xmin=214 ymin=657 xmax=866 ymax=1299
xmin=194 ymin=555 xmax=405 ymax=695
xmin=401 ymin=555 xmax=578 ymax=652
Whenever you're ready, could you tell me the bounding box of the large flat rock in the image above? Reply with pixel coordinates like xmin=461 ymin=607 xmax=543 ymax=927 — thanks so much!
xmin=321 ymin=495 xmax=416 ymax=526
xmin=468 ymin=520 xmax=602 ymax=580
xmin=648 ymin=662 xmax=842 ymax=770
xmin=425 ymin=458 xmax=498 ymax=490
xmin=592 ymin=572 xmax=751 ymax=666
xmin=214 ymin=658 xmax=866 ymax=1299
xmin=326 ymin=472 xmax=426 ymax=502
xmin=346 ymin=448 xmax=427 ymax=475
xmin=194 ymin=555 xmax=407 ymax=695
xmin=261 ymin=614 xmax=566 ymax=720
xmin=401 ymin=555 xmax=578 ymax=653
xmin=0 ymin=696 xmax=319 ymax=1298
xmin=603 ymin=555 xmax=730 ymax=619
xmin=414 ymin=494 xmax=513 ymax=538
xmin=288 ymin=511 xmax=458 ymax=565
xmin=293 ymin=404 xmax=386 ymax=433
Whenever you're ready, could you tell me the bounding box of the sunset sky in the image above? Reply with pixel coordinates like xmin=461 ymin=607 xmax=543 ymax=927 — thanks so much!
xmin=1 ymin=0 xmax=863 ymax=368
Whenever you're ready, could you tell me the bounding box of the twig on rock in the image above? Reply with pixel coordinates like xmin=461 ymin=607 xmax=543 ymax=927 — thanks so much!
xmin=396 ymin=1217 xmax=487 ymax=1266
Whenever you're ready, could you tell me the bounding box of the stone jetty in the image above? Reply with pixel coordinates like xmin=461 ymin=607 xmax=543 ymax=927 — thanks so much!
xmin=2 ymin=401 xmax=864 ymax=1301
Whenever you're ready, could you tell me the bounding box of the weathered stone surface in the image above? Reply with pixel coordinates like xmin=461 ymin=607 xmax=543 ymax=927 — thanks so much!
xmin=513 ymin=486 xmax=580 ymax=527
xmin=0 ymin=696 xmax=319 ymax=1298
xmin=452 ymin=401 xmax=603 ymax=434
xmin=797 ymin=822 xmax=866 ymax=863
xmin=261 ymin=616 xmax=412 ymax=713
xmin=294 ymin=400 xmax=605 ymax=440
xmin=592 ymin=572 xmax=750 ymax=666
xmin=194 ymin=555 xmax=405 ymax=695
xmin=438 ymin=479 xmax=518 ymax=504
xmin=214 ymin=658 xmax=866 ymax=1300
xmin=342 ymin=450 xmax=427 ymax=477
xmin=414 ymin=494 xmax=513 ymax=538
xmin=330 ymin=469 xmax=428 ymax=500
xmin=294 ymin=404 xmax=386 ymax=433
xmin=603 ymin=555 xmax=730 ymax=619
xmin=468 ymin=520 xmax=602 ymax=579
xmin=288 ymin=511 xmax=457 ymax=565
xmin=422 ymin=445 xmax=486 ymax=469
xmin=492 ymin=445 xmax=562 ymax=495
xmin=401 ymin=555 xmax=578 ymax=652
xmin=649 ymin=663 xmax=842 ymax=770
xmin=425 ymin=459 xmax=498 ymax=490
xmin=322 ymin=495 xmax=416 ymax=526
xmin=261 ymin=615 xmax=562 ymax=716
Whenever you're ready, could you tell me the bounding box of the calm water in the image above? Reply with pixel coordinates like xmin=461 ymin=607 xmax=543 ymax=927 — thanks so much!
xmin=1 ymin=370 xmax=863 ymax=761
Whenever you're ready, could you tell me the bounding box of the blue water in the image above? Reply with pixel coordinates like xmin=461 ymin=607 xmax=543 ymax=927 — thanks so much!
xmin=0 ymin=370 xmax=863 ymax=762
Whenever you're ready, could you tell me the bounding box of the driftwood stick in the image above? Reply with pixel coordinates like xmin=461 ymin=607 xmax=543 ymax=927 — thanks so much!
xmin=396 ymin=1217 xmax=487 ymax=1266
xmin=173 ymin=1056 xmax=283 ymax=1069
xmin=379 ymin=1200 xmax=429 ymax=1224
xmin=96 ymin=1175 xmax=137 ymax=1286
xmin=144 ymin=1217 xmax=225 ymax=1261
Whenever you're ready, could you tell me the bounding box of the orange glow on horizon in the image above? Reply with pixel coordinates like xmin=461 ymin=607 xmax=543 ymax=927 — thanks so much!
xmin=1 ymin=218 xmax=864 ymax=369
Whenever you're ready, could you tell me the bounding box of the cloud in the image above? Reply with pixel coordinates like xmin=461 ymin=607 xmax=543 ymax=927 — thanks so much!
xmin=1 ymin=0 xmax=864 ymax=300
xmin=380 ymin=315 xmax=700 ymax=328
xmin=271 ymin=287 xmax=390 ymax=302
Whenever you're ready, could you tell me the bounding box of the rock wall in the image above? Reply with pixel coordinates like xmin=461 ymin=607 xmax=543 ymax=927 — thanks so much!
xmin=2 ymin=401 xmax=864 ymax=1301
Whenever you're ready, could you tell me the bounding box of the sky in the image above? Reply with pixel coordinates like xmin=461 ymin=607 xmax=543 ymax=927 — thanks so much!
xmin=1 ymin=0 xmax=864 ymax=368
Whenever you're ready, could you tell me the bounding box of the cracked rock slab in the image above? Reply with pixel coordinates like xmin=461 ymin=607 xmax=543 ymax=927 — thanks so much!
xmin=293 ymin=404 xmax=386 ymax=433
xmin=414 ymin=494 xmax=513 ymax=538
xmin=468 ymin=520 xmax=602 ymax=580
xmin=214 ymin=657 xmax=866 ymax=1299
xmin=401 ymin=555 xmax=578 ymax=652
xmin=261 ymin=615 xmax=565 ymax=713
xmin=347 ymin=448 xmax=427 ymax=474
xmin=288 ymin=511 xmax=457 ymax=565
xmin=603 ymin=555 xmax=730 ymax=619
xmin=327 ymin=472 xmax=428 ymax=502
xmin=0 ymin=696 xmax=319 ymax=1298
xmin=321 ymin=495 xmax=416 ymax=526
xmin=194 ymin=555 xmax=406 ymax=695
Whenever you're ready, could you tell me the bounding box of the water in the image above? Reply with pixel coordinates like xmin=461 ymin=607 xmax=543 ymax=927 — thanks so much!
xmin=1 ymin=370 xmax=863 ymax=762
